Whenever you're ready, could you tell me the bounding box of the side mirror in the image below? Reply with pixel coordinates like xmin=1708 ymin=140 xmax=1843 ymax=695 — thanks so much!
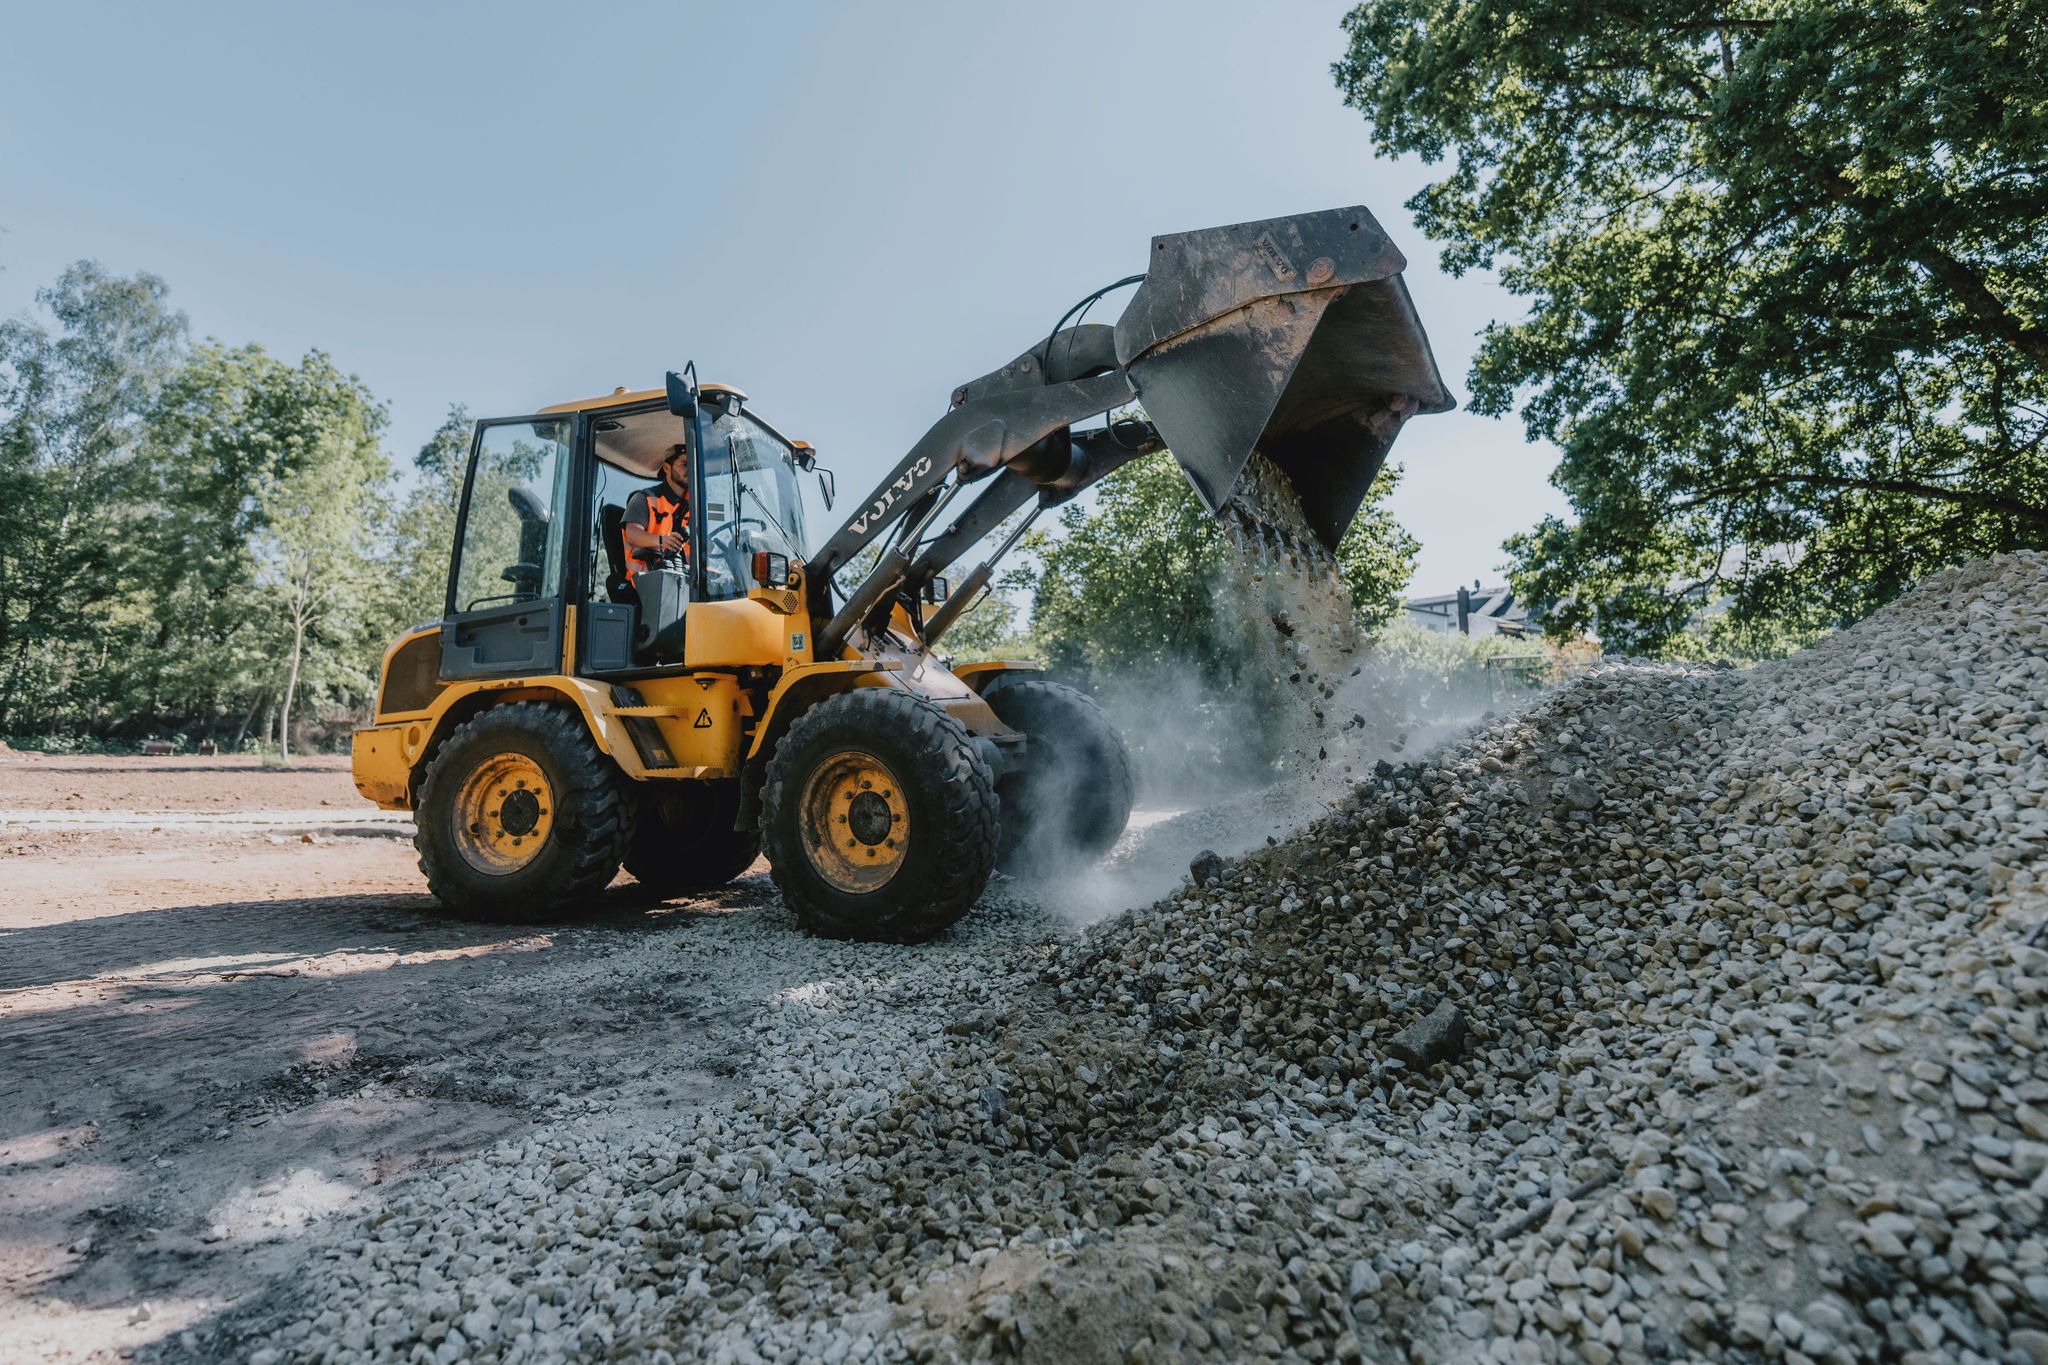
xmin=816 ymin=466 xmax=836 ymax=511
xmin=665 ymin=368 xmax=698 ymax=420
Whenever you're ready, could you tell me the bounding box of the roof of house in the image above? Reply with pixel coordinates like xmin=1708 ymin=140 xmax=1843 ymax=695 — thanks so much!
xmin=1405 ymin=585 xmax=1519 ymax=615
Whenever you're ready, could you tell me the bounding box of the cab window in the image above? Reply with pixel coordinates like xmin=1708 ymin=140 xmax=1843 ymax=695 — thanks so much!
xmin=698 ymin=407 xmax=808 ymax=601
xmin=452 ymin=420 xmax=572 ymax=612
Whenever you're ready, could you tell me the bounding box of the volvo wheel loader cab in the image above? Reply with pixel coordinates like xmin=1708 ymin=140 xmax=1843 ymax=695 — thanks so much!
xmin=352 ymin=205 xmax=1452 ymax=940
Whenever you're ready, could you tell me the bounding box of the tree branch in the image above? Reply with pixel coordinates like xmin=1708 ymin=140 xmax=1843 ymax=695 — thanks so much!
xmin=1804 ymin=171 xmax=2048 ymax=374
xmin=1672 ymin=473 xmax=2048 ymax=525
xmin=1557 ymin=100 xmax=1711 ymax=125
xmin=1912 ymin=244 xmax=2048 ymax=373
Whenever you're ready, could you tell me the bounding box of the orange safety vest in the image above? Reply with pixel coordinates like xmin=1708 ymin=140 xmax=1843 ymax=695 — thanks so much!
xmin=627 ymin=485 xmax=689 ymax=583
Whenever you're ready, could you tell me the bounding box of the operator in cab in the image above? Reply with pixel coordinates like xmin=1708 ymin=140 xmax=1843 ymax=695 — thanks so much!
xmin=621 ymin=443 xmax=690 ymax=585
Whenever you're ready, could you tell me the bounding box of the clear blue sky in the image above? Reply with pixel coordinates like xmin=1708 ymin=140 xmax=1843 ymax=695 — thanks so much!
xmin=0 ymin=0 xmax=1565 ymax=598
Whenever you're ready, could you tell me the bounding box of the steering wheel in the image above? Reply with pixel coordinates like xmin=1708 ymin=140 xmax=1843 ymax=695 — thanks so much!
xmin=704 ymin=518 xmax=771 ymax=551
xmin=703 ymin=519 xmax=772 ymax=570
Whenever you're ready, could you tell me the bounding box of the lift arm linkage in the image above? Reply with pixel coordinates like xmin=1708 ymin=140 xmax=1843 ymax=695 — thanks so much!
xmin=807 ymin=204 xmax=1460 ymax=658
xmin=809 ymin=324 xmax=1158 ymax=657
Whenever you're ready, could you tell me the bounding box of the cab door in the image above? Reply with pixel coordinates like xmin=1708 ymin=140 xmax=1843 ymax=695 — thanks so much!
xmin=440 ymin=415 xmax=577 ymax=679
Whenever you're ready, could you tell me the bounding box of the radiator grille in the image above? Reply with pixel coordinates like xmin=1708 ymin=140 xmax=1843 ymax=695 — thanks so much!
xmin=378 ymin=630 xmax=445 ymax=716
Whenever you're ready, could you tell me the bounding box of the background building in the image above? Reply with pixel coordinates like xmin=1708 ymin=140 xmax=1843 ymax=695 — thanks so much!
xmin=1402 ymin=581 xmax=1533 ymax=637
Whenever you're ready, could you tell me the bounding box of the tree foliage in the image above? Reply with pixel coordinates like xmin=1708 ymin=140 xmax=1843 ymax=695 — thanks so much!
xmin=252 ymin=411 xmax=392 ymax=753
xmin=929 ymin=580 xmax=1026 ymax=663
xmin=1334 ymin=464 xmax=1423 ymax=631
xmin=1001 ymin=455 xmax=1417 ymax=792
xmin=1023 ymin=454 xmax=1419 ymax=679
xmin=1026 ymin=458 xmax=1233 ymax=680
xmin=0 ymin=262 xmax=406 ymax=747
xmin=0 ymin=266 xmax=188 ymax=732
xmin=389 ymin=404 xmax=472 ymax=629
xmin=0 ymin=263 xmax=186 ymax=728
xmin=1336 ymin=0 xmax=2048 ymax=650
xmin=139 ymin=343 xmax=391 ymax=729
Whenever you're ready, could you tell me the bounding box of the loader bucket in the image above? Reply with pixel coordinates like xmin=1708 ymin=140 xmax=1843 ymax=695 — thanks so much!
xmin=1115 ymin=206 xmax=1455 ymax=552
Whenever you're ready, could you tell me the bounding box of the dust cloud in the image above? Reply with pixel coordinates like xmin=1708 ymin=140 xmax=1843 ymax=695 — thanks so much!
xmin=1009 ymin=454 xmax=1531 ymax=919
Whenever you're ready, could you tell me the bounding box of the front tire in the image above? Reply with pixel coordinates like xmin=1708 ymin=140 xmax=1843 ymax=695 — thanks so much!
xmin=761 ymin=688 xmax=998 ymax=942
xmin=982 ymin=678 xmax=1133 ymax=877
xmin=625 ymin=779 xmax=762 ymax=896
xmin=414 ymin=702 xmax=630 ymax=921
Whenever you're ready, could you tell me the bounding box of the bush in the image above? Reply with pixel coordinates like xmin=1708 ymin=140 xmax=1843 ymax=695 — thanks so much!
xmin=0 ymin=731 xmax=129 ymax=756
xmin=1656 ymin=612 xmax=1831 ymax=669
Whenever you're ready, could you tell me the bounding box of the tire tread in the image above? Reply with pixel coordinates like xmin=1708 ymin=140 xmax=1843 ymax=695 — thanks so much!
xmin=761 ymin=688 xmax=998 ymax=942
xmin=982 ymin=677 xmax=1133 ymax=873
xmin=414 ymin=702 xmax=630 ymax=921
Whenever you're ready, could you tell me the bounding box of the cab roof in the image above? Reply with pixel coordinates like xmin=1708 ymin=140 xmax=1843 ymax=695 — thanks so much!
xmin=537 ymin=382 xmax=746 ymax=415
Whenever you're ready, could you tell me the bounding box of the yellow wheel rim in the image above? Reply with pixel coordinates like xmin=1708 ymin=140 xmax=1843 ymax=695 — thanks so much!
xmin=451 ymin=753 xmax=554 ymax=875
xmin=798 ymin=750 xmax=909 ymax=894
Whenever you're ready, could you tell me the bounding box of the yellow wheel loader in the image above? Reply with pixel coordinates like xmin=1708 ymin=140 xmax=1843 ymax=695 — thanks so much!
xmin=351 ymin=206 xmax=1452 ymax=940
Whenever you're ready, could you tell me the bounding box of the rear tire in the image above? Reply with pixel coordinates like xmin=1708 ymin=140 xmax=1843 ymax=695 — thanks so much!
xmin=761 ymin=688 xmax=997 ymax=943
xmin=982 ymin=677 xmax=1133 ymax=877
xmin=414 ymin=702 xmax=630 ymax=921
xmin=625 ymin=779 xmax=762 ymax=896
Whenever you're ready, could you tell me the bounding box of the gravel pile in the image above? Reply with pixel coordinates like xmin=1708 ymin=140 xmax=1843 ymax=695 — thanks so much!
xmin=244 ymin=551 xmax=2046 ymax=1365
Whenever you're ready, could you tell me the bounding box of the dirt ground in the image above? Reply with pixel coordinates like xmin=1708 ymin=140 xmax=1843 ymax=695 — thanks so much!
xmin=0 ymin=751 xmax=369 ymax=812
xmin=0 ymin=752 xmax=769 ymax=1362
xmin=0 ymin=749 xmax=1281 ymax=1364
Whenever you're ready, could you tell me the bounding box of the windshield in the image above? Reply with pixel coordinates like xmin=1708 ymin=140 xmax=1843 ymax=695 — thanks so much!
xmin=699 ymin=408 xmax=808 ymax=600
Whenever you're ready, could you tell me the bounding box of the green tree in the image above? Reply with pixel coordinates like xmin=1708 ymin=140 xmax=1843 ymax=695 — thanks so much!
xmin=1008 ymin=456 xmax=1414 ymax=790
xmin=1025 ymin=455 xmax=1419 ymax=678
xmin=139 ymin=344 xmax=392 ymax=739
xmin=1026 ymin=457 xmax=1237 ymax=680
xmin=1336 ymin=463 xmax=1421 ymax=630
xmin=0 ymin=263 xmax=187 ymax=729
xmin=386 ymin=404 xmax=472 ymax=630
xmin=930 ymin=590 xmax=1026 ymax=662
xmin=1336 ymin=0 xmax=2048 ymax=651
xmin=250 ymin=410 xmax=393 ymax=755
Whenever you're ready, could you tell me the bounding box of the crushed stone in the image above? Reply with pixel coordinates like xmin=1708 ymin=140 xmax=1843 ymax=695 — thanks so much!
xmin=229 ymin=550 xmax=2047 ymax=1365
xmin=1220 ymin=452 xmax=1366 ymax=767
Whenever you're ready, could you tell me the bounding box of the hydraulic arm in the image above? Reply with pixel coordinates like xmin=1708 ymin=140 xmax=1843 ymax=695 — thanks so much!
xmin=807 ymin=205 xmax=1455 ymax=659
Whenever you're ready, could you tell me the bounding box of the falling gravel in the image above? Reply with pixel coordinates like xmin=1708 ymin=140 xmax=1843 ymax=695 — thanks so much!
xmin=1217 ymin=452 xmax=1367 ymax=767
xmin=226 ymin=551 xmax=2047 ymax=1365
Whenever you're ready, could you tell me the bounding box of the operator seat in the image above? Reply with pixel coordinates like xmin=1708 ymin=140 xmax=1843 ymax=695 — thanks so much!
xmin=502 ymin=484 xmax=551 ymax=600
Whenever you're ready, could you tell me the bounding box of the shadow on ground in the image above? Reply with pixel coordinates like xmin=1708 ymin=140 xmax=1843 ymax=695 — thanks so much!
xmin=0 ymin=869 xmax=772 ymax=1359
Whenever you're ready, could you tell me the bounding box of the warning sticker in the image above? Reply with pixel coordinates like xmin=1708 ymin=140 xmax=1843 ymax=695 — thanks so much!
xmin=693 ymin=709 xmax=713 ymax=729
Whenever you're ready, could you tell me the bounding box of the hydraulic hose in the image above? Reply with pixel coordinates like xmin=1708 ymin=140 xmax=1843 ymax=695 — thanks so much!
xmin=921 ymin=504 xmax=1041 ymax=651
xmin=817 ymin=476 xmax=962 ymax=657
